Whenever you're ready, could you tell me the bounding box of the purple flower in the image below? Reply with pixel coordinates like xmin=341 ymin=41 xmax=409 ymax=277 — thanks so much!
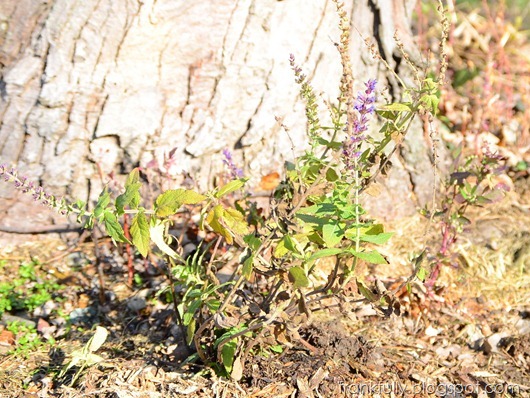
xmin=222 ymin=149 xmax=243 ymax=179
xmin=343 ymin=79 xmax=377 ymax=169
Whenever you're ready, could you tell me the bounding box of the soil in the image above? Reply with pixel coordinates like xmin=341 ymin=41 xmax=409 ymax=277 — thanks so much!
xmin=0 ymin=200 xmax=529 ymax=398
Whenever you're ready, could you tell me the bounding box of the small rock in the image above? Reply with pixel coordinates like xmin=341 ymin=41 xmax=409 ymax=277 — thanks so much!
xmin=463 ymin=324 xmax=484 ymax=350
xmin=65 ymin=252 xmax=90 ymax=267
xmin=425 ymin=325 xmax=442 ymax=337
xmin=69 ymin=307 xmax=96 ymax=324
xmin=483 ymin=331 xmax=512 ymax=354
xmin=515 ymin=318 xmax=530 ymax=335
xmin=127 ymin=297 xmax=147 ymax=312
xmin=33 ymin=300 xmax=58 ymax=318
xmin=1 ymin=313 xmax=36 ymax=329
xmin=435 ymin=344 xmax=462 ymax=360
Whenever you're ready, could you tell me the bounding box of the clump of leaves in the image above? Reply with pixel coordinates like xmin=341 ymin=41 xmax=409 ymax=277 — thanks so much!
xmin=6 ymin=321 xmax=47 ymax=358
xmin=421 ymin=144 xmax=508 ymax=286
xmin=0 ymin=259 xmax=61 ymax=317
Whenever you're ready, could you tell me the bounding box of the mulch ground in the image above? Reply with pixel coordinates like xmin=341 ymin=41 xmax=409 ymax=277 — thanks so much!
xmin=0 ymin=195 xmax=529 ymax=398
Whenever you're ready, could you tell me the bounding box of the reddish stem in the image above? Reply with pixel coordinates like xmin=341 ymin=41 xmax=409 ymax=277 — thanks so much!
xmin=123 ymin=213 xmax=134 ymax=285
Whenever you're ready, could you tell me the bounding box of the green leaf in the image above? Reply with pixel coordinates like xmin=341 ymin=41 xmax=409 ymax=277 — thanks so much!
xmin=126 ymin=168 xmax=140 ymax=185
xmin=420 ymin=94 xmax=439 ymax=114
xmin=322 ymin=222 xmax=344 ymax=248
xmin=316 ymin=137 xmax=342 ymax=149
xmin=416 ymin=266 xmax=427 ymax=282
xmin=222 ymin=207 xmax=250 ymax=235
xmin=356 ymin=280 xmax=377 ymax=302
xmin=452 ymin=68 xmax=479 ymax=88
xmin=378 ymin=102 xmax=414 ymax=112
xmin=221 ymin=339 xmax=238 ymax=374
xmin=325 ymin=167 xmax=339 ymax=182
xmin=116 ymin=168 xmax=142 ymax=214
xmin=186 ymin=318 xmax=196 ymax=346
xmin=94 ymin=188 xmax=111 ymax=219
xmin=215 ymin=178 xmax=249 ymax=198
xmin=183 ymin=299 xmax=202 ymax=326
xmin=149 ymin=220 xmax=178 ymax=258
xmin=155 ymin=189 xmax=206 ymax=217
xmin=103 ymin=211 xmax=129 ymax=243
xmin=288 ymin=266 xmax=309 ymax=288
xmin=307 ymin=248 xmax=344 ymax=263
xmin=206 ymin=205 xmax=249 ymax=245
xmin=274 ymin=235 xmax=300 ymax=258
xmin=351 ymin=250 xmax=388 ymax=264
xmin=243 ymin=234 xmax=261 ymax=250
xmin=359 ymin=232 xmax=394 ymax=245
xmin=242 ymin=256 xmax=254 ymax=280
xmin=115 ymin=182 xmax=142 ymax=215
xmin=206 ymin=205 xmax=232 ymax=244
xmin=130 ymin=210 xmax=150 ymax=257
xmin=273 ymin=237 xmax=289 ymax=258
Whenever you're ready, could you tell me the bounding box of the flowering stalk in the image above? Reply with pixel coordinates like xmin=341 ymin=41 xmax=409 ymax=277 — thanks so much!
xmin=342 ymin=79 xmax=377 ymax=171
xmin=222 ymin=149 xmax=243 ymax=179
xmin=342 ymin=79 xmax=377 ymax=281
xmin=290 ymin=54 xmax=321 ymax=150
xmin=0 ymin=164 xmax=75 ymax=216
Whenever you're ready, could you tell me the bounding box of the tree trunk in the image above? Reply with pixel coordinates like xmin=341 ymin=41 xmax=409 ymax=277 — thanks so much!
xmin=0 ymin=0 xmax=436 ymax=234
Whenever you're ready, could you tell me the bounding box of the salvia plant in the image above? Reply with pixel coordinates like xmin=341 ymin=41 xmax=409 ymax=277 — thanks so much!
xmin=0 ymin=0 xmax=508 ymax=378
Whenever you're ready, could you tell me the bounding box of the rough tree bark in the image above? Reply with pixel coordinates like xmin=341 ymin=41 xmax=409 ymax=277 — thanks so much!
xmin=0 ymin=0 xmax=436 ymax=234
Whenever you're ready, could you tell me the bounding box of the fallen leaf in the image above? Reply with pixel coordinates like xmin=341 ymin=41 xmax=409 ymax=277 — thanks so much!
xmin=259 ymin=172 xmax=281 ymax=191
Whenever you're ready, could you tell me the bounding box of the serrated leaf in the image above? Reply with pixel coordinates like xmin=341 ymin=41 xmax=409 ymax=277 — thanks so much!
xmin=103 ymin=211 xmax=129 ymax=243
xmin=288 ymin=266 xmax=309 ymax=288
xmin=351 ymin=250 xmax=388 ymax=264
xmin=215 ymin=178 xmax=248 ymax=198
xmin=94 ymin=188 xmax=111 ymax=219
xmin=322 ymin=222 xmax=344 ymax=248
xmin=307 ymin=248 xmax=344 ymax=263
xmin=125 ymin=168 xmax=140 ymax=185
xmin=130 ymin=210 xmax=150 ymax=257
xmin=223 ymin=207 xmax=249 ymax=235
xmin=150 ymin=221 xmax=178 ymax=258
xmin=421 ymin=93 xmax=439 ymax=114
xmin=116 ymin=182 xmax=142 ymax=215
xmin=206 ymin=205 xmax=233 ymax=244
xmin=155 ymin=189 xmax=206 ymax=217
xmin=273 ymin=237 xmax=289 ymax=258
xmin=359 ymin=232 xmax=394 ymax=245
xmin=243 ymin=234 xmax=261 ymax=250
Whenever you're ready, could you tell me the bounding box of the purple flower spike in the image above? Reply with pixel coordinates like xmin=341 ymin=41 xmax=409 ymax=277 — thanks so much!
xmin=222 ymin=149 xmax=244 ymax=179
xmin=343 ymin=79 xmax=377 ymax=170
